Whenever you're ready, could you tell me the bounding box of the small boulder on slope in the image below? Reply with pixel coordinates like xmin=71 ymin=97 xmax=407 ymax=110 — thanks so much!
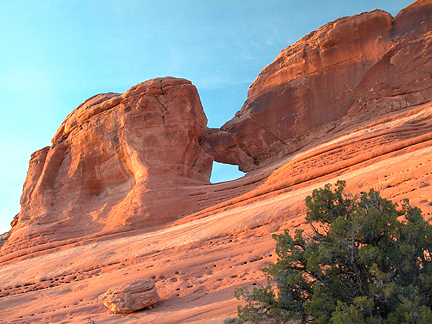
xmin=98 ymin=279 xmax=158 ymax=314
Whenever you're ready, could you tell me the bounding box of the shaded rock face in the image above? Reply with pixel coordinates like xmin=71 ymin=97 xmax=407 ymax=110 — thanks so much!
xmin=201 ymin=0 xmax=432 ymax=171
xmin=98 ymin=279 xmax=158 ymax=314
xmin=4 ymin=77 xmax=213 ymax=253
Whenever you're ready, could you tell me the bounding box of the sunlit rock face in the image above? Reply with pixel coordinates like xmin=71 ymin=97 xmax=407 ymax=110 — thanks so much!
xmin=2 ymin=0 xmax=432 ymax=257
xmin=2 ymin=2 xmax=432 ymax=323
xmin=201 ymin=0 xmax=432 ymax=172
xmin=3 ymin=77 xmax=213 ymax=253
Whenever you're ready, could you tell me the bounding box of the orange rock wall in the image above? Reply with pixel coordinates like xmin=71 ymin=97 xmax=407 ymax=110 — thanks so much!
xmin=201 ymin=0 xmax=432 ymax=171
xmin=3 ymin=77 xmax=213 ymax=254
xmin=1 ymin=2 xmax=432 ymax=322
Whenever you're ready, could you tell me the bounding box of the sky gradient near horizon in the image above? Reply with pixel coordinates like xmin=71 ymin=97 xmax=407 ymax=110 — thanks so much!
xmin=0 ymin=0 xmax=414 ymax=234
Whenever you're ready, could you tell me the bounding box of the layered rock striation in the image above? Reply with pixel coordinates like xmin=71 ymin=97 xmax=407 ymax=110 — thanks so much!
xmin=1 ymin=1 xmax=432 ymax=323
xmin=201 ymin=0 xmax=432 ymax=171
xmin=3 ymin=77 xmax=213 ymax=254
xmin=2 ymin=0 xmax=432 ymax=257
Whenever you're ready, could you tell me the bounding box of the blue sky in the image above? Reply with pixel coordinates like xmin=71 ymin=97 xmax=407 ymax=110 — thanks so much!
xmin=0 ymin=0 xmax=413 ymax=234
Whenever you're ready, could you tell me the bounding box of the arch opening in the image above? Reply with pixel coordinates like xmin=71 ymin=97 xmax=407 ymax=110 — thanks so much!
xmin=210 ymin=161 xmax=244 ymax=184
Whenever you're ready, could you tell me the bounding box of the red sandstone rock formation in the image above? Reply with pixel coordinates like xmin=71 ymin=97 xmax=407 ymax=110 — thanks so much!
xmin=1 ymin=1 xmax=432 ymax=323
xmin=2 ymin=77 xmax=213 ymax=254
xmin=201 ymin=0 xmax=432 ymax=172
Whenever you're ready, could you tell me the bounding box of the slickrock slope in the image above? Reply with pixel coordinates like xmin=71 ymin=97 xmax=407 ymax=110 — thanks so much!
xmin=1 ymin=1 xmax=432 ymax=323
xmin=201 ymin=0 xmax=432 ymax=172
xmin=2 ymin=77 xmax=213 ymax=255
xmin=1 ymin=101 xmax=432 ymax=324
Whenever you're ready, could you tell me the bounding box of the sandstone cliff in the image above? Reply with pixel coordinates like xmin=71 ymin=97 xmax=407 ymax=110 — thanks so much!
xmin=2 ymin=0 xmax=431 ymax=258
xmin=1 ymin=1 xmax=432 ymax=323
xmin=2 ymin=0 xmax=432 ymax=257
xmin=2 ymin=77 xmax=213 ymax=254
xmin=201 ymin=0 xmax=432 ymax=172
